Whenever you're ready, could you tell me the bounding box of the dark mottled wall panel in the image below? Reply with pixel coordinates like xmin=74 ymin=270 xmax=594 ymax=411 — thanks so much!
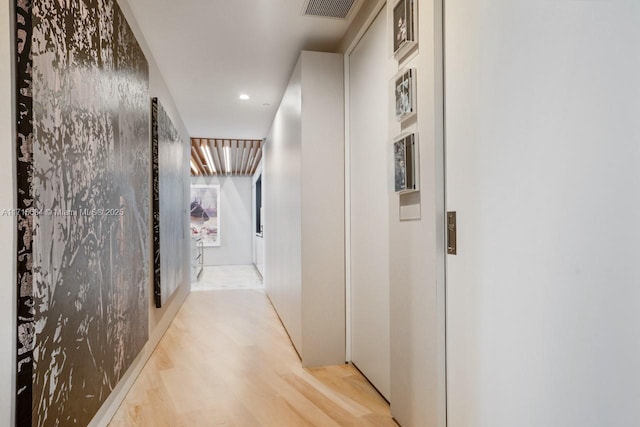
xmin=15 ymin=0 xmax=35 ymax=424
xmin=152 ymin=98 xmax=185 ymax=308
xmin=151 ymin=98 xmax=161 ymax=307
xmin=15 ymin=0 xmax=151 ymax=425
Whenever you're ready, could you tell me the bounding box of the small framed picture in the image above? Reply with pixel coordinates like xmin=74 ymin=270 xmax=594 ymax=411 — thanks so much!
xmin=394 ymin=68 xmax=417 ymax=122
xmin=393 ymin=0 xmax=417 ymax=60
xmin=393 ymin=133 xmax=419 ymax=193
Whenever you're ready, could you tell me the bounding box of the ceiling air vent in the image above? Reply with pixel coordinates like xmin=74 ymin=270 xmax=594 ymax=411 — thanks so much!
xmin=302 ymin=0 xmax=359 ymax=20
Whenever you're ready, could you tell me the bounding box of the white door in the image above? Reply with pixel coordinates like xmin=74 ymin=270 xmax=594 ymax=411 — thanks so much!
xmin=349 ymin=5 xmax=391 ymax=400
xmin=445 ymin=2 xmax=640 ymax=426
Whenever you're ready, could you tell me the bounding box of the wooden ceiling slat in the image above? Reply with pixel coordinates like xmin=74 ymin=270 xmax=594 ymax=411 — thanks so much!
xmin=245 ymin=145 xmax=257 ymax=175
xmin=229 ymin=139 xmax=238 ymax=175
xmin=248 ymin=141 xmax=261 ymax=175
xmin=232 ymin=141 xmax=237 ymax=174
xmin=231 ymin=140 xmax=240 ymax=175
xmin=190 ymin=138 xmax=264 ymax=177
xmin=189 ymin=140 xmax=199 ymax=175
xmin=254 ymin=140 xmax=264 ymax=175
xmin=195 ymin=139 xmax=204 ymax=176
xmin=225 ymin=140 xmax=231 ymax=175
xmin=232 ymin=140 xmax=239 ymax=176
xmin=234 ymin=142 xmax=238 ymax=175
xmin=236 ymin=141 xmax=244 ymax=175
xmin=195 ymin=139 xmax=206 ymax=176
xmin=190 ymin=139 xmax=199 ymax=175
xmin=193 ymin=139 xmax=210 ymax=176
xmin=250 ymin=145 xmax=263 ymax=176
xmin=238 ymin=141 xmax=246 ymax=175
xmin=222 ymin=140 xmax=228 ymax=175
xmin=222 ymin=139 xmax=230 ymax=175
xmin=200 ymin=138 xmax=216 ymax=176
xmin=198 ymin=139 xmax=214 ymax=176
xmin=208 ymin=139 xmax=219 ymax=175
xmin=191 ymin=146 xmax=206 ymax=176
xmin=253 ymin=141 xmax=263 ymax=174
xmin=255 ymin=140 xmax=264 ymax=174
xmin=240 ymin=141 xmax=251 ymax=173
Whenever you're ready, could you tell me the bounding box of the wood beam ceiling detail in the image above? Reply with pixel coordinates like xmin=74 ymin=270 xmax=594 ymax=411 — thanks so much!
xmin=190 ymin=138 xmax=263 ymax=177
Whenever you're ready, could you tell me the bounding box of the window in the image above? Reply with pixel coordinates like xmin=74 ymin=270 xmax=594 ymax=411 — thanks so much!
xmin=256 ymin=175 xmax=262 ymax=235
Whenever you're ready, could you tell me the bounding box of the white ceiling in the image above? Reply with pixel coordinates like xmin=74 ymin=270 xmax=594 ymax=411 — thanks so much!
xmin=127 ymin=0 xmax=359 ymax=140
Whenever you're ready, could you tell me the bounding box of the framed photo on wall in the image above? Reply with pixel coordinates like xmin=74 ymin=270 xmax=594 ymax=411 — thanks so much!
xmin=393 ymin=133 xmax=419 ymax=193
xmin=394 ymin=68 xmax=417 ymax=122
xmin=190 ymin=184 xmax=221 ymax=247
xmin=393 ymin=0 xmax=417 ymax=60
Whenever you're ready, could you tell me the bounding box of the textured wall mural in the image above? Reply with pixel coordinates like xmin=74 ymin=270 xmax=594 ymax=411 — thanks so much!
xmin=15 ymin=0 xmax=150 ymax=426
xmin=152 ymin=98 xmax=185 ymax=308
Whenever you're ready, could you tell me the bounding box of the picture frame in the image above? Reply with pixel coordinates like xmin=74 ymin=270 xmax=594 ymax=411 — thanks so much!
xmin=393 ymin=0 xmax=417 ymax=60
xmin=394 ymin=68 xmax=417 ymax=122
xmin=190 ymin=184 xmax=221 ymax=247
xmin=393 ymin=133 xmax=419 ymax=193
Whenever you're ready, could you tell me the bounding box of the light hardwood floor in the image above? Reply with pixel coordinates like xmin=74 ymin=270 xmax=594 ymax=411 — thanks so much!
xmin=110 ymin=289 xmax=397 ymax=426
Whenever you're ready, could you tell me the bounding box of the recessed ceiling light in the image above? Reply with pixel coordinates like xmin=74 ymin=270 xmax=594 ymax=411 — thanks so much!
xmin=239 ymin=94 xmax=250 ymax=100
xmin=262 ymin=103 xmax=271 ymax=107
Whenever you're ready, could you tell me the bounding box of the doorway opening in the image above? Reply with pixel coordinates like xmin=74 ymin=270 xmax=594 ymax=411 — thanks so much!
xmin=189 ymin=138 xmax=264 ymax=291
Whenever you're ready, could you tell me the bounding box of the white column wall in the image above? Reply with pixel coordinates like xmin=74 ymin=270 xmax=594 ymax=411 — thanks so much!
xmin=264 ymin=59 xmax=304 ymax=352
xmin=264 ymin=52 xmax=345 ymax=367
xmin=0 ymin=1 xmax=16 ymax=424
xmin=300 ymin=51 xmax=346 ymax=368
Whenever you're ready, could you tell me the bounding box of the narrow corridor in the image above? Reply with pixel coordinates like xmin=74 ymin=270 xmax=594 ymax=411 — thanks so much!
xmin=110 ymin=289 xmax=396 ymax=426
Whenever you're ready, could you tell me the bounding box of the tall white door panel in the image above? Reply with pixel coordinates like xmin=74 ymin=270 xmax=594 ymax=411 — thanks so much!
xmin=445 ymin=2 xmax=640 ymax=426
xmin=349 ymin=6 xmax=391 ymax=400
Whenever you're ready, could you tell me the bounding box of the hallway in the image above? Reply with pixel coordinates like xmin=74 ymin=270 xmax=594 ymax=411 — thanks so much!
xmin=109 ymin=290 xmax=396 ymax=426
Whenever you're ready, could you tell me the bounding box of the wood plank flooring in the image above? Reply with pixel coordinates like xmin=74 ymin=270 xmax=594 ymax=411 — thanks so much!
xmin=109 ymin=289 xmax=397 ymax=426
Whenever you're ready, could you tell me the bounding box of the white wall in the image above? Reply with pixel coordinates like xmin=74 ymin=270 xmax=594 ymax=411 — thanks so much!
xmin=0 ymin=1 xmax=192 ymax=425
xmin=191 ymin=175 xmax=253 ymax=266
xmin=265 ymin=51 xmax=345 ymax=367
xmin=445 ymin=2 xmax=640 ymax=427
xmin=265 ymin=58 xmax=303 ymax=352
xmin=384 ymin=1 xmax=446 ymax=425
xmin=0 ymin=1 xmax=16 ymax=424
xmin=347 ymin=5 xmax=392 ymax=400
xmin=299 ymin=51 xmax=346 ymax=368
